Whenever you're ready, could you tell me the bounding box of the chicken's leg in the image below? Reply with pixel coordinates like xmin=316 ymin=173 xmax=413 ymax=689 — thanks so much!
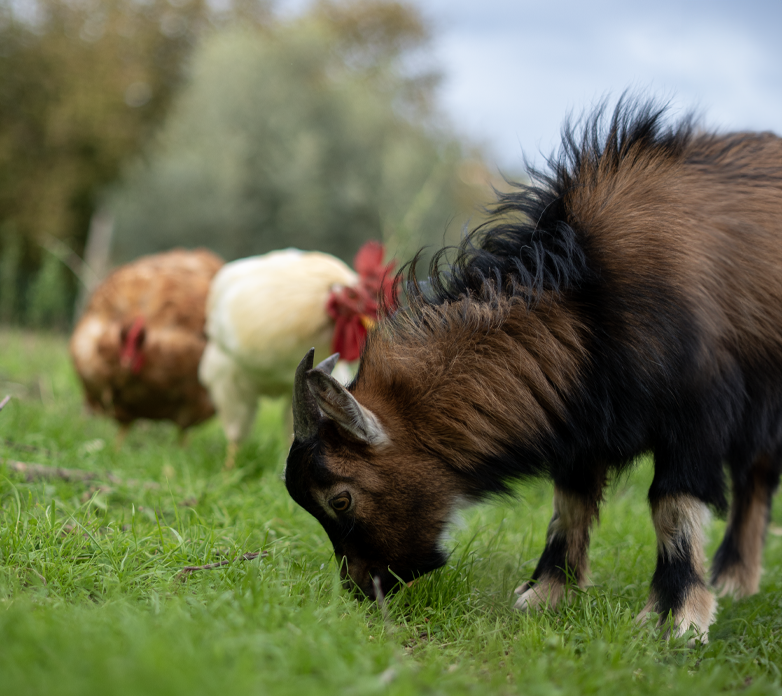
xmin=224 ymin=441 xmax=238 ymax=470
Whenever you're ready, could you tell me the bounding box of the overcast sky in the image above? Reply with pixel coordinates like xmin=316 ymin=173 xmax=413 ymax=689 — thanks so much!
xmin=283 ymin=0 xmax=782 ymax=174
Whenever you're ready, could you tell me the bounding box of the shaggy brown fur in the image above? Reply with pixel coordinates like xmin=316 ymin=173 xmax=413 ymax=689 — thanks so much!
xmin=285 ymin=100 xmax=782 ymax=640
xmin=362 ymin=295 xmax=587 ymax=470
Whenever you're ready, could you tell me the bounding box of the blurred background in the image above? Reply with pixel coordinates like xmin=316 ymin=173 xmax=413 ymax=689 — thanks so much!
xmin=1 ymin=0 xmax=779 ymax=332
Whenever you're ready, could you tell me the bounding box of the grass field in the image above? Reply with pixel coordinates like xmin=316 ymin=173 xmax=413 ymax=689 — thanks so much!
xmin=1 ymin=327 xmax=781 ymax=695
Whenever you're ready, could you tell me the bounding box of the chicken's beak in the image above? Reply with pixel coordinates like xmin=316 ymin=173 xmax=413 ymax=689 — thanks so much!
xmin=359 ymin=315 xmax=376 ymax=330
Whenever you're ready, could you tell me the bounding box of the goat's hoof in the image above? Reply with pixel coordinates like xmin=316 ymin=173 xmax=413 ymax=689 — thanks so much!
xmin=637 ymin=587 xmax=716 ymax=645
xmin=513 ymin=579 xmax=565 ymax=611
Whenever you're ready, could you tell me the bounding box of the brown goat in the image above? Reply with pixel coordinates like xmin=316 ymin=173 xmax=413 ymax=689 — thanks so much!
xmin=285 ymin=100 xmax=782 ymax=641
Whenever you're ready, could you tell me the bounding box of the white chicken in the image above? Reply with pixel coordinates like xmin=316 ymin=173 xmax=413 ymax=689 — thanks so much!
xmin=199 ymin=242 xmax=396 ymax=467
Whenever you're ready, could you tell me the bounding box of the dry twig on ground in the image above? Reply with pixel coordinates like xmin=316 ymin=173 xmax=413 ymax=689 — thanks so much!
xmin=3 ymin=459 xmax=120 ymax=484
xmin=2 ymin=438 xmax=55 ymax=456
xmin=2 ymin=459 xmax=161 ymax=496
xmin=177 ymin=552 xmax=267 ymax=578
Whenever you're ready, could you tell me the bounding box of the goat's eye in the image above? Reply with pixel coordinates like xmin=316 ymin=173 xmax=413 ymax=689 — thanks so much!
xmin=330 ymin=493 xmax=351 ymax=513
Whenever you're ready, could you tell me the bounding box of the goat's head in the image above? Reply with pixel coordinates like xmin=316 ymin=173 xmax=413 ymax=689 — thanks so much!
xmin=285 ymin=349 xmax=462 ymax=599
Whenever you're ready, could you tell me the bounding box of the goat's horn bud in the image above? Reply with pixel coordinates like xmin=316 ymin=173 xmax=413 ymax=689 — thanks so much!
xmin=315 ymin=353 xmax=340 ymax=375
xmin=292 ymin=348 xmax=320 ymax=440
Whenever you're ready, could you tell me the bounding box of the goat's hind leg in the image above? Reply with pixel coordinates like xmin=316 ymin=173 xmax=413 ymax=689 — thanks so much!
xmin=638 ymin=494 xmax=716 ymax=640
xmin=712 ymin=453 xmax=782 ymax=598
xmin=514 ymin=482 xmax=602 ymax=611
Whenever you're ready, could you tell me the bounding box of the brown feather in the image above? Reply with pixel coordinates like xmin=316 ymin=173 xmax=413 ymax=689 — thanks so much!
xmin=70 ymin=248 xmax=223 ymax=430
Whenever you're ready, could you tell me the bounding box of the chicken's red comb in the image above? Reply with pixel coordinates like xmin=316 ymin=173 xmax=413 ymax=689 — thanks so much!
xmin=326 ymin=242 xmax=400 ymax=361
xmin=352 ymin=241 xmax=398 ymax=312
xmin=353 ymin=241 xmax=386 ymax=277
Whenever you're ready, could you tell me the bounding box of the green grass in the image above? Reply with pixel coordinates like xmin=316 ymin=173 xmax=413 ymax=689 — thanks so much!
xmin=1 ymin=327 xmax=781 ymax=695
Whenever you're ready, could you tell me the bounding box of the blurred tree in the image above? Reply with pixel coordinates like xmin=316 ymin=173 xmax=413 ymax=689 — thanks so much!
xmin=0 ymin=223 xmax=22 ymax=323
xmin=27 ymin=251 xmax=69 ymax=329
xmin=0 ymin=0 xmax=271 ymax=325
xmin=109 ymin=1 xmax=491 ymax=267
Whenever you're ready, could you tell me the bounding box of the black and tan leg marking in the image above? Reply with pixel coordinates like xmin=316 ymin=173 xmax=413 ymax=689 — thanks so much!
xmin=514 ymin=484 xmax=602 ymax=611
xmin=637 ymin=494 xmax=716 ymax=640
xmin=712 ymin=453 xmax=782 ymax=598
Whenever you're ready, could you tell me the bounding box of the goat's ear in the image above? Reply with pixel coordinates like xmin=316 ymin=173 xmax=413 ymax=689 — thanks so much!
xmin=306 ymin=370 xmax=388 ymax=447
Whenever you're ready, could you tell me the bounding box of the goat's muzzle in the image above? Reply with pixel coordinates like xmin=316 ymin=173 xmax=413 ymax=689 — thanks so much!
xmin=337 ymin=555 xmax=403 ymax=601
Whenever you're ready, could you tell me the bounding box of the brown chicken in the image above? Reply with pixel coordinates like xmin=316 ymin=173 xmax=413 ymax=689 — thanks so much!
xmin=70 ymin=248 xmax=224 ymax=441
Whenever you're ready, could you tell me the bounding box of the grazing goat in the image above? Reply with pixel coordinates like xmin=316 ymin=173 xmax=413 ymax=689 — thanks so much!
xmin=285 ymin=100 xmax=782 ymax=640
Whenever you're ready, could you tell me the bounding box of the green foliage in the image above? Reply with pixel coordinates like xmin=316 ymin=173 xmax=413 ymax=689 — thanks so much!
xmin=0 ymin=224 xmax=22 ymax=323
xmin=0 ymin=0 xmax=492 ymax=327
xmin=0 ymin=0 xmax=272 ymax=251
xmin=1 ymin=328 xmax=782 ymax=695
xmin=109 ymin=9 xmax=488 ymax=266
xmin=26 ymin=252 xmax=70 ymax=329
xmin=0 ymin=0 xmax=271 ymax=327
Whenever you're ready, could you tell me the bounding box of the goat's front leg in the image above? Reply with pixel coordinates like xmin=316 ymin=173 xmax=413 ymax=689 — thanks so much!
xmin=514 ymin=484 xmax=601 ymax=611
xmin=637 ymin=494 xmax=716 ymax=640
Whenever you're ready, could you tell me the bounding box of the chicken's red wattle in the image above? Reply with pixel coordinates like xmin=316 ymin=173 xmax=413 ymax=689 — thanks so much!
xmin=120 ymin=316 xmax=147 ymax=374
xmin=326 ymin=241 xmax=398 ymax=361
